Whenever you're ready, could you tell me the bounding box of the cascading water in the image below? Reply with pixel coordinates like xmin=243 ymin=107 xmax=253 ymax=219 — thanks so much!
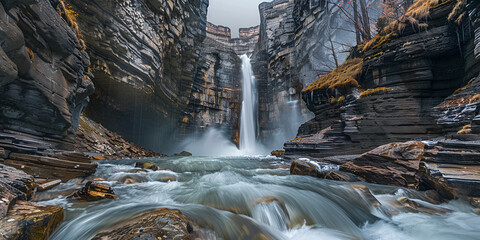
xmin=239 ymin=54 xmax=258 ymax=154
xmin=41 ymin=156 xmax=480 ymax=240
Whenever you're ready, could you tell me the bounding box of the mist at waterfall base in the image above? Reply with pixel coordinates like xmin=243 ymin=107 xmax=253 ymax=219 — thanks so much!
xmin=42 ymin=156 xmax=480 ymax=240
xmin=179 ymin=55 xmax=309 ymax=156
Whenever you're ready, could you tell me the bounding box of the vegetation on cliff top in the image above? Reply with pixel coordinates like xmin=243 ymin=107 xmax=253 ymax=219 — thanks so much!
xmin=362 ymin=0 xmax=463 ymax=53
xmin=304 ymin=58 xmax=363 ymax=93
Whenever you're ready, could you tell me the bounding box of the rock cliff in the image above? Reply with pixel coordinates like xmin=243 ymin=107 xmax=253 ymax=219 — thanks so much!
xmin=65 ymin=0 xmax=209 ymax=152
xmin=180 ymin=23 xmax=242 ymax=139
xmin=286 ymin=0 xmax=477 ymax=158
xmin=0 ymin=0 xmax=94 ymax=151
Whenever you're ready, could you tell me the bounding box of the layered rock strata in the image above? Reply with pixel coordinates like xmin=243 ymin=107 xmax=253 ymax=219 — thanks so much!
xmin=66 ymin=0 xmax=209 ymax=152
xmin=286 ymin=1 xmax=473 ymax=157
xmin=180 ymin=23 xmax=243 ymax=138
xmin=0 ymin=0 xmax=94 ymax=151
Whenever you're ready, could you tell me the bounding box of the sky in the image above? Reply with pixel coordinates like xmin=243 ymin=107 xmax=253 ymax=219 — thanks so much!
xmin=207 ymin=0 xmax=273 ymax=38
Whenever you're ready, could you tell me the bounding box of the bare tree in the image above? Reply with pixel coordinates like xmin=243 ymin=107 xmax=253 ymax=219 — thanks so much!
xmin=359 ymin=0 xmax=372 ymax=40
xmin=353 ymin=0 xmax=362 ymax=45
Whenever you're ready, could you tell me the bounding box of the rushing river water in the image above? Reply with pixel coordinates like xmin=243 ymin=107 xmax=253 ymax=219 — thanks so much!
xmin=41 ymin=156 xmax=480 ymax=240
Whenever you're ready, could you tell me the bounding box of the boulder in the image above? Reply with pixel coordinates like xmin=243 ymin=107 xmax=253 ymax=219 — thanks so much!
xmin=92 ymin=208 xmax=196 ymax=240
xmin=173 ymin=151 xmax=193 ymax=157
xmin=340 ymin=142 xmax=425 ymax=188
xmin=70 ymin=181 xmax=118 ymax=201
xmin=290 ymin=159 xmax=357 ymax=182
xmin=0 ymin=164 xmax=35 ymax=200
xmin=418 ymin=162 xmax=480 ymax=200
xmin=271 ymin=150 xmax=285 ymax=157
xmin=135 ymin=162 xmax=160 ymax=171
xmin=0 ymin=201 xmax=64 ymax=240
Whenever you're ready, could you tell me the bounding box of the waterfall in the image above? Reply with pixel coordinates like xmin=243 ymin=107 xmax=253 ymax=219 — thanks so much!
xmin=239 ymin=55 xmax=258 ymax=154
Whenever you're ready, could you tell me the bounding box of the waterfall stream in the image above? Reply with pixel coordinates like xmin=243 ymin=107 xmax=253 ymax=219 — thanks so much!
xmin=239 ymin=55 xmax=258 ymax=154
xmin=41 ymin=156 xmax=480 ymax=240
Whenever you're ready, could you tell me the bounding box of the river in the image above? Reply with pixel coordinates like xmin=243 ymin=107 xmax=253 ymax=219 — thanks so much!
xmin=38 ymin=156 xmax=480 ymax=240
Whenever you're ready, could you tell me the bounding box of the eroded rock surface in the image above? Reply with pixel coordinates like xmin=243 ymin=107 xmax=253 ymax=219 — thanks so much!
xmin=65 ymin=0 xmax=209 ymax=152
xmin=340 ymin=142 xmax=425 ymax=188
xmin=0 ymin=201 xmax=64 ymax=240
xmin=92 ymin=208 xmax=196 ymax=240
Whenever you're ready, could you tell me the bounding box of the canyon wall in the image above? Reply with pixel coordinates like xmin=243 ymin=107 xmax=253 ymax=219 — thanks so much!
xmin=65 ymin=0 xmax=209 ymax=152
xmin=179 ymin=23 xmax=243 ymax=141
xmin=0 ymin=0 xmax=93 ymax=151
xmin=252 ymin=0 xmax=363 ymax=148
xmin=285 ymin=0 xmax=480 ymax=158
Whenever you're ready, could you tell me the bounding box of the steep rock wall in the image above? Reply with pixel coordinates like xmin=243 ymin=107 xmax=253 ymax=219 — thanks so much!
xmin=286 ymin=1 xmax=479 ymax=158
xmin=65 ymin=0 xmax=209 ymax=152
xmin=181 ymin=24 xmax=242 ymax=139
xmin=0 ymin=0 xmax=93 ymax=151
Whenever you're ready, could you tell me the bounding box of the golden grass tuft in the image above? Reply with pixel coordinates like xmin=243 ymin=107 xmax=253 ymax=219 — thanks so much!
xmin=448 ymin=0 xmax=466 ymax=24
xmin=453 ymin=78 xmax=475 ymax=95
xmin=25 ymin=46 xmax=34 ymax=60
xmin=57 ymin=0 xmax=86 ymax=50
xmin=457 ymin=124 xmax=472 ymax=135
xmin=359 ymin=87 xmax=392 ymax=98
xmin=304 ymin=58 xmax=363 ymax=92
xmin=470 ymin=94 xmax=480 ymax=104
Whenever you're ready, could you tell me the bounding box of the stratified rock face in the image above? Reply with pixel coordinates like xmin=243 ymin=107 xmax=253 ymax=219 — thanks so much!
xmin=180 ymin=24 xmax=242 ymax=137
xmin=206 ymin=22 xmax=260 ymax=56
xmin=252 ymin=0 xmax=313 ymax=147
xmin=0 ymin=0 xmax=94 ymax=151
xmin=65 ymin=0 xmax=209 ymax=152
xmin=286 ymin=1 xmax=473 ymax=157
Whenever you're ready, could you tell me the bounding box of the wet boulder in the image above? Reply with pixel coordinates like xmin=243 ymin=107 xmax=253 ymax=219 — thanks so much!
xmin=0 ymin=201 xmax=64 ymax=240
xmin=70 ymin=181 xmax=118 ymax=201
xmin=92 ymin=208 xmax=196 ymax=240
xmin=290 ymin=159 xmax=357 ymax=182
xmin=271 ymin=150 xmax=285 ymax=157
xmin=135 ymin=162 xmax=160 ymax=171
xmin=340 ymin=141 xmax=425 ymax=188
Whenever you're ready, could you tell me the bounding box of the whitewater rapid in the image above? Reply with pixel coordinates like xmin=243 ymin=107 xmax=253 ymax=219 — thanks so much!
xmin=39 ymin=156 xmax=480 ymax=240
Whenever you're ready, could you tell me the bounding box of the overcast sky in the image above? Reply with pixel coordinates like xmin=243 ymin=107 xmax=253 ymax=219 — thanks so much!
xmin=207 ymin=0 xmax=273 ymax=37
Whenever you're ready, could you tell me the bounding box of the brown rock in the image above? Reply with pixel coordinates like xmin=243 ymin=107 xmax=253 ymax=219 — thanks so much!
xmin=0 ymin=201 xmax=64 ymax=240
xmin=340 ymin=142 xmax=425 ymax=188
xmin=92 ymin=208 xmax=195 ymax=240
xmin=35 ymin=179 xmax=62 ymax=192
xmin=367 ymin=141 xmax=425 ymax=160
xmin=70 ymin=181 xmax=118 ymax=201
xmin=417 ymin=162 xmax=480 ymax=200
xmin=290 ymin=159 xmax=357 ymax=181
xmin=0 ymin=164 xmax=35 ymax=200
xmin=390 ymin=197 xmax=451 ymax=215
xmin=271 ymin=150 xmax=285 ymax=157
xmin=135 ymin=162 xmax=160 ymax=171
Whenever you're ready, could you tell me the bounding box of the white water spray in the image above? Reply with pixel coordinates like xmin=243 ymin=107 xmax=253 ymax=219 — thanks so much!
xmin=239 ymin=55 xmax=258 ymax=154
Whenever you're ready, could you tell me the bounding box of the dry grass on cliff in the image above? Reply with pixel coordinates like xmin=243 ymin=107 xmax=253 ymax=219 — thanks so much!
xmin=362 ymin=0 xmax=458 ymax=52
xmin=359 ymin=87 xmax=392 ymax=98
xmin=57 ymin=0 xmax=86 ymax=50
xmin=304 ymin=58 xmax=363 ymax=92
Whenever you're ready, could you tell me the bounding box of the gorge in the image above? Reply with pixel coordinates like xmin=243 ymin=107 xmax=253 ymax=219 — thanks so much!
xmin=1 ymin=0 xmax=480 ymax=239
